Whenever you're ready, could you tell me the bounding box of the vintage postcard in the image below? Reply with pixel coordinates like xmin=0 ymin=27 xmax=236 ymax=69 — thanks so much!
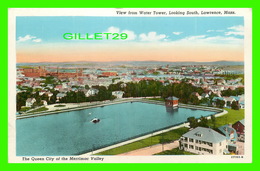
xmin=8 ymin=8 xmax=252 ymax=163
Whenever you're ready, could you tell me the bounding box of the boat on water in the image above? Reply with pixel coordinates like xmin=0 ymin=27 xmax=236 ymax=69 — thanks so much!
xmin=91 ymin=118 xmax=100 ymax=123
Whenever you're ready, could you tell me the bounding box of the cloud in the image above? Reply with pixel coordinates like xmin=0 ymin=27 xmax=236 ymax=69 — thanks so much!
xmin=32 ymin=38 xmax=42 ymax=43
xmin=106 ymin=26 xmax=120 ymax=33
xmin=180 ymin=35 xmax=207 ymax=41
xmin=105 ymin=26 xmax=136 ymax=40
xmin=225 ymin=25 xmax=244 ymax=36
xmin=203 ymin=36 xmax=243 ymax=44
xmin=172 ymin=32 xmax=183 ymax=35
xmin=175 ymin=35 xmax=243 ymax=46
xmin=139 ymin=32 xmax=167 ymax=41
xmin=207 ymin=30 xmax=224 ymax=33
xmin=17 ymin=35 xmax=36 ymax=42
xmin=121 ymin=29 xmax=136 ymax=40
xmin=17 ymin=35 xmax=42 ymax=43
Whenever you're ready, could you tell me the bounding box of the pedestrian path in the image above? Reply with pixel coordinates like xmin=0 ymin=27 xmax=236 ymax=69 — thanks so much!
xmin=117 ymin=141 xmax=179 ymax=156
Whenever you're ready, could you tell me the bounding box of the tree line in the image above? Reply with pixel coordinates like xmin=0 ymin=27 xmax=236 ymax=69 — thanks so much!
xmin=17 ymin=80 xmax=244 ymax=111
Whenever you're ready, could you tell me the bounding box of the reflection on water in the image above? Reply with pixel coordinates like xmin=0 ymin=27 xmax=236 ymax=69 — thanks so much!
xmin=165 ymin=106 xmax=179 ymax=113
xmin=16 ymin=102 xmax=216 ymax=156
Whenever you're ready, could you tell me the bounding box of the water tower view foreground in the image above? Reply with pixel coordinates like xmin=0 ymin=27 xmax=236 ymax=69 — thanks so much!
xmin=15 ymin=15 xmax=246 ymax=157
xmin=16 ymin=61 xmax=245 ymax=156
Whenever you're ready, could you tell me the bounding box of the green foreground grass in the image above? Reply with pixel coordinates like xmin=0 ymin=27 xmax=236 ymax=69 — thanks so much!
xmin=27 ymin=107 xmax=49 ymax=113
xmin=147 ymin=98 xmax=164 ymax=101
xmin=54 ymin=105 xmax=66 ymax=107
xmin=20 ymin=106 xmax=31 ymax=112
xmin=96 ymin=108 xmax=244 ymax=155
xmin=211 ymin=108 xmax=244 ymax=128
xmin=155 ymin=148 xmax=195 ymax=155
xmin=96 ymin=127 xmax=189 ymax=155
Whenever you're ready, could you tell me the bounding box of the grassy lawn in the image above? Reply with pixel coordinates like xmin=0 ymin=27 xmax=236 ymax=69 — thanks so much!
xmin=96 ymin=127 xmax=189 ymax=155
xmin=147 ymin=98 xmax=164 ymax=101
xmin=155 ymin=148 xmax=195 ymax=155
xmin=54 ymin=104 xmax=66 ymax=107
xmin=209 ymin=108 xmax=244 ymax=128
xmin=20 ymin=107 xmax=31 ymax=112
xmin=27 ymin=107 xmax=49 ymax=113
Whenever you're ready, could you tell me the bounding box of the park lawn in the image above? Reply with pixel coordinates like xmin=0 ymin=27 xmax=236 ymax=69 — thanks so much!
xmin=96 ymin=127 xmax=189 ymax=155
xmin=20 ymin=106 xmax=31 ymax=112
xmin=147 ymin=98 xmax=164 ymax=101
xmin=155 ymin=148 xmax=195 ymax=155
xmin=27 ymin=107 xmax=49 ymax=113
xmin=54 ymin=104 xmax=66 ymax=107
xmin=211 ymin=108 xmax=244 ymax=128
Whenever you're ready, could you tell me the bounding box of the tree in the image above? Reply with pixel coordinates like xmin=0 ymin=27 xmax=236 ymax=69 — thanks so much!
xmin=211 ymin=115 xmax=216 ymax=128
xmin=200 ymin=98 xmax=210 ymax=106
xmin=236 ymin=87 xmax=244 ymax=95
xmin=216 ymin=99 xmax=225 ymax=108
xmin=17 ymin=92 xmax=30 ymax=111
xmin=198 ymin=116 xmax=208 ymax=128
xmin=189 ymin=94 xmax=200 ymax=105
xmin=187 ymin=117 xmax=198 ymax=128
xmin=231 ymin=101 xmax=239 ymax=110
xmin=221 ymin=87 xmax=244 ymax=96
xmin=85 ymin=85 xmax=90 ymax=89
xmin=200 ymin=78 xmax=204 ymax=85
xmin=49 ymin=94 xmax=57 ymax=104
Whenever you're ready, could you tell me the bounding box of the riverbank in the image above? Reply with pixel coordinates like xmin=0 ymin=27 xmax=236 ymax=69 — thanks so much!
xmin=17 ymin=98 xmax=141 ymax=119
xmin=17 ymin=97 xmax=223 ymax=120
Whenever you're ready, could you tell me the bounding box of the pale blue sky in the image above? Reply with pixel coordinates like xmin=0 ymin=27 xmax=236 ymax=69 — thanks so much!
xmin=16 ymin=16 xmax=245 ymax=63
xmin=16 ymin=16 xmax=244 ymax=43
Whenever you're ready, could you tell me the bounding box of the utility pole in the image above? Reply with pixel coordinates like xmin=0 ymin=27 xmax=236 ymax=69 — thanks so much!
xmin=150 ymin=132 xmax=153 ymax=147
xmin=162 ymin=131 xmax=164 ymax=152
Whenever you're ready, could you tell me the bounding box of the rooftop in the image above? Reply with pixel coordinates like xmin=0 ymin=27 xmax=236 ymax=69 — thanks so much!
xmin=218 ymin=125 xmax=238 ymax=141
xmin=182 ymin=127 xmax=226 ymax=143
xmin=239 ymin=119 xmax=245 ymax=125
xmin=166 ymin=96 xmax=179 ymax=100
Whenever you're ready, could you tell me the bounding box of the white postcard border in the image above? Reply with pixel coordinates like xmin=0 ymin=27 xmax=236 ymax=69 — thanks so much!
xmin=8 ymin=8 xmax=252 ymax=163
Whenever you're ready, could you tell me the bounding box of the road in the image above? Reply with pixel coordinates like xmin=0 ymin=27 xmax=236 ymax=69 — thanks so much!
xmin=117 ymin=141 xmax=179 ymax=156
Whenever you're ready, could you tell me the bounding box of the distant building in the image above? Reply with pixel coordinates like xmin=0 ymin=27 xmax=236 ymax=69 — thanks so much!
xmin=218 ymin=124 xmax=238 ymax=142
xmin=85 ymin=88 xmax=99 ymax=97
xmin=239 ymin=101 xmax=245 ymax=109
xmin=112 ymin=91 xmax=124 ymax=98
xmin=165 ymin=96 xmax=179 ymax=107
xmin=56 ymin=93 xmax=67 ymax=100
xmin=191 ymin=92 xmax=202 ymax=100
xmin=212 ymin=97 xmax=226 ymax=107
xmin=41 ymin=100 xmax=48 ymax=106
xmin=39 ymin=90 xmax=47 ymax=96
xmin=201 ymin=93 xmax=210 ymax=99
xmin=26 ymin=98 xmax=36 ymax=107
xmin=54 ymin=85 xmax=63 ymax=91
xmin=232 ymin=119 xmax=245 ymax=142
xmin=218 ymin=125 xmax=238 ymax=153
xmin=223 ymin=96 xmax=236 ymax=107
xmin=21 ymin=66 xmax=84 ymax=79
xmin=179 ymin=127 xmax=228 ymax=155
xmin=102 ymin=71 xmax=118 ymax=77
xmin=22 ymin=66 xmax=47 ymax=77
